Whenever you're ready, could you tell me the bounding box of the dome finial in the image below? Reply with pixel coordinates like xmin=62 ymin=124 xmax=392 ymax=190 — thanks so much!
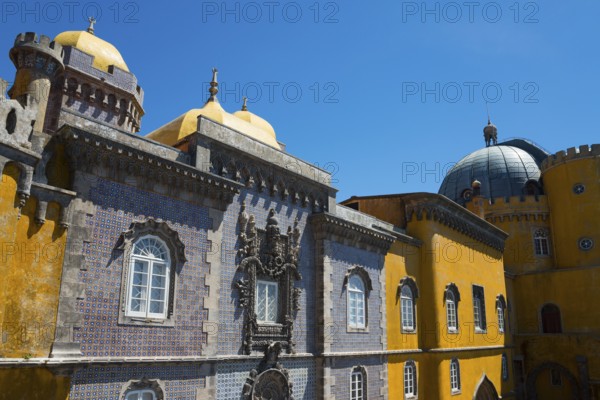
xmin=87 ymin=16 xmax=96 ymax=35
xmin=483 ymin=103 xmax=498 ymax=147
xmin=241 ymin=96 xmax=248 ymax=111
xmin=207 ymin=67 xmax=219 ymax=103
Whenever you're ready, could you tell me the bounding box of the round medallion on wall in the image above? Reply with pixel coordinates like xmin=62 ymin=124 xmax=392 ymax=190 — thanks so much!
xmin=573 ymin=183 xmax=585 ymax=195
xmin=578 ymin=238 xmax=594 ymax=251
xmin=252 ymin=369 xmax=291 ymax=400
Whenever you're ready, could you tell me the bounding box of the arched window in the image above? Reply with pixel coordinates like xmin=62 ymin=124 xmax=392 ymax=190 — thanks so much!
xmin=472 ymin=285 xmax=486 ymax=332
xmin=117 ymin=219 xmax=187 ymax=327
xmin=351 ymin=366 xmax=366 ymax=400
xmin=398 ymin=277 xmax=418 ymax=332
xmin=446 ymin=291 xmax=457 ymax=332
xmin=450 ymin=359 xmax=461 ymax=393
xmin=533 ymin=229 xmax=550 ymax=256
xmin=126 ymin=390 xmax=156 ymax=400
xmin=501 ymin=354 xmax=509 ymax=381
xmin=445 ymin=283 xmax=460 ymax=333
xmin=401 ymin=286 xmax=415 ymax=331
xmin=348 ymin=275 xmax=366 ymax=329
xmin=127 ymin=236 xmax=171 ymax=319
xmin=496 ymin=295 xmax=507 ymax=334
xmin=541 ymin=303 xmax=562 ymax=333
xmin=404 ymin=360 xmax=417 ymax=398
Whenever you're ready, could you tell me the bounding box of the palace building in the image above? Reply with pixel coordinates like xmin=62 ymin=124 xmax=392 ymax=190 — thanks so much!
xmin=0 ymin=22 xmax=597 ymax=400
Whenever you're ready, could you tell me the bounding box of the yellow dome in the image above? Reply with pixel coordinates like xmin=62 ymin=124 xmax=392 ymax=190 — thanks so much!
xmin=147 ymin=101 xmax=281 ymax=149
xmin=233 ymin=109 xmax=276 ymax=140
xmin=54 ymin=30 xmax=129 ymax=72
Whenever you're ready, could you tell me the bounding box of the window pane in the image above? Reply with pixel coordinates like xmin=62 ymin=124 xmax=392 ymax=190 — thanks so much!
xmin=349 ymin=275 xmax=364 ymax=291
xmin=256 ymin=283 xmax=267 ymax=321
xmin=153 ymin=262 xmax=167 ymax=276
xmin=142 ymin=393 xmax=154 ymax=400
xmin=151 ymin=288 xmax=165 ymax=301
xmin=149 ymin=300 xmax=164 ymax=314
xmin=267 ymin=284 xmax=277 ymax=322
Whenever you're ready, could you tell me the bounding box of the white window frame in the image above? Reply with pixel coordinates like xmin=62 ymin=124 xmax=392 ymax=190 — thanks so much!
xmin=446 ymin=291 xmax=458 ymax=332
xmin=126 ymin=235 xmax=171 ymax=320
xmin=401 ymin=285 xmax=415 ymax=332
xmin=351 ymin=369 xmax=365 ymax=400
xmin=450 ymin=359 xmax=461 ymax=393
xmin=348 ymin=275 xmax=366 ymax=329
xmin=404 ymin=361 xmax=417 ymax=398
xmin=125 ymin=389 xmax=157 ymax=400
xmin=533 ymin=229 xmax=550 ymax=256
xmin=497 ymin=304 xmax=505 ymax=333
xmin=255 ymin=279 xmax=279 ymax=324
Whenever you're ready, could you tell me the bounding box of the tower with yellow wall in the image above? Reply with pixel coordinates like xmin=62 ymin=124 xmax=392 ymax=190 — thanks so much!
xmin=441 ymin=124 xmax=600 ymax=399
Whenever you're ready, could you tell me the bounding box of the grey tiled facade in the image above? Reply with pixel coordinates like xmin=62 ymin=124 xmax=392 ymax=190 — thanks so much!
xmin=0 ymin=29 xmax=398 ymax=399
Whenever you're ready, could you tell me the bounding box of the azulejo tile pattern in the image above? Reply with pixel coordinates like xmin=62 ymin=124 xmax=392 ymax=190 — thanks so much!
xmin=331 ymin=356 xmax=386 ymax=400
xmin=218 ymin=188 xmax=315 ymax=355
xmin=69 ymin=364 xmax=206 ymax=399
xmin=216 ymin=358 xmax=316 ymax=400
xmin=329 ymin=241 xmax=385 ymax=353
xmin=75 ymin=177 xmax=211 ymax=358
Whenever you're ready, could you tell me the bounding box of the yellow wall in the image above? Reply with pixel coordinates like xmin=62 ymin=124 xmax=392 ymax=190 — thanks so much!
xmin=0 ymin=368 xmax=70 ymax=400
xmin=386 ymin=240 xmax=421 ymax=351
xmin=543 ymin=156 xmax=600 ymax=268
xmin=0 ymin=163 xmax=67 ymax=358
xmin=356 ymin=194 xmax=515 ymax=399
xmin=468 ymin=196 xmax=553 ymax=274
xmin=405 ymin=218 xmax=509 ymax=351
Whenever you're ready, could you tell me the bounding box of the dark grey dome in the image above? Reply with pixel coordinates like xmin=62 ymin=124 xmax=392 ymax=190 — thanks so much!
xmin=439 ymin=145 xmax=541 ymax=203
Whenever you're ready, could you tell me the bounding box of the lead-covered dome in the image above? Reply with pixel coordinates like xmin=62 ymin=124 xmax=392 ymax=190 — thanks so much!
xmin=439 ymin=145 xmax=542 ymax=203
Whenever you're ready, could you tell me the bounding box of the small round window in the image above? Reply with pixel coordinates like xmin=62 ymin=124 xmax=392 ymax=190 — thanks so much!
xmin=573 ymin=184 xmax=585 ymax=195
xmin=579 ymin=238 xmax=594 ymax=251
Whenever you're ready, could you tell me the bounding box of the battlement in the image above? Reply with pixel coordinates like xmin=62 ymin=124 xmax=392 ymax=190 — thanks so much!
xmin=487 ymin=194 xmax=548 ymax=208
xmin=62 ymin=46 xmax=144 ymax=106
xmin=541 ymin=144 xmax=600 ymax=171
xmin=12 ymin=32 xmax=64 ymax=60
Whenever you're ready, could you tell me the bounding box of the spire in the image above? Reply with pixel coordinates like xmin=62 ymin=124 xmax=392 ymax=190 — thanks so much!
xmin=87 ymin=16 xmax=96 ymax=35
xmin=207 ymin=67 xmax=219 ymax=103
xmin=241 ymin=96 xmax=248 ymax=111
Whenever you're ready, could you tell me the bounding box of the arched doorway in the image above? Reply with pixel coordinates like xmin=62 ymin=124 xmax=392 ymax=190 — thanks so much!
xmin=474 ymin=375 xmax=499 ymax=400
xmin=526 ymin=362 xmax=579 ymax=400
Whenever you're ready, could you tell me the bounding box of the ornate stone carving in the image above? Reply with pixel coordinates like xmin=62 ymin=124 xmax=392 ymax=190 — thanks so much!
xmin=119 ymin=377 xmax=165 ymax=400
xmin=242 ymin=341 xmax=294 ymax=400
xmin=236 ymin=204 xmax=302 ymax=354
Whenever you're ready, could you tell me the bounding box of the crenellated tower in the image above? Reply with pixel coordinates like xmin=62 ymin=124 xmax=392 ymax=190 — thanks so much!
xmin=8 ymin=32 xmax=64 ymax=133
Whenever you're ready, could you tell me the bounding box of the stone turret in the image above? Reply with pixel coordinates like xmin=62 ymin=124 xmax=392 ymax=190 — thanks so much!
xmin=9 ymin=32 xmax=64 ymax=133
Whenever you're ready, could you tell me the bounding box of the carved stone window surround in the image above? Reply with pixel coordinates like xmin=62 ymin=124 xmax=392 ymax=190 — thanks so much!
xmin=115 ymin=219 xmax=186 ymax=327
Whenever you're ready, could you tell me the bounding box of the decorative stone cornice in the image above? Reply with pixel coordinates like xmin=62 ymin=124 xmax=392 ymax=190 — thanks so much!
xmin=205 ymin=144 xmax=332 ymax=212
xmin=309 ymin=212 xmax=395 ymax=254
xmin=402 ymin=193 xmax=508 ymax=252
xmin=60 ymin=126 xmax=240 ymax=210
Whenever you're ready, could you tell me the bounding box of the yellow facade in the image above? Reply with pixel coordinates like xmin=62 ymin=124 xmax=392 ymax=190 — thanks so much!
xmin=343 ymin=194 xmax=513 ymax=399
xmin=0 ymin=163 xmax=70 ymax=399
xmin=465 ymin=145 xmax=600 ymax=399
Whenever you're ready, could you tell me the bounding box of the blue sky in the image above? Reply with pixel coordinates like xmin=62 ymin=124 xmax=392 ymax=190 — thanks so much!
xmin=1 ymin=0 xmax=598 ymax=200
